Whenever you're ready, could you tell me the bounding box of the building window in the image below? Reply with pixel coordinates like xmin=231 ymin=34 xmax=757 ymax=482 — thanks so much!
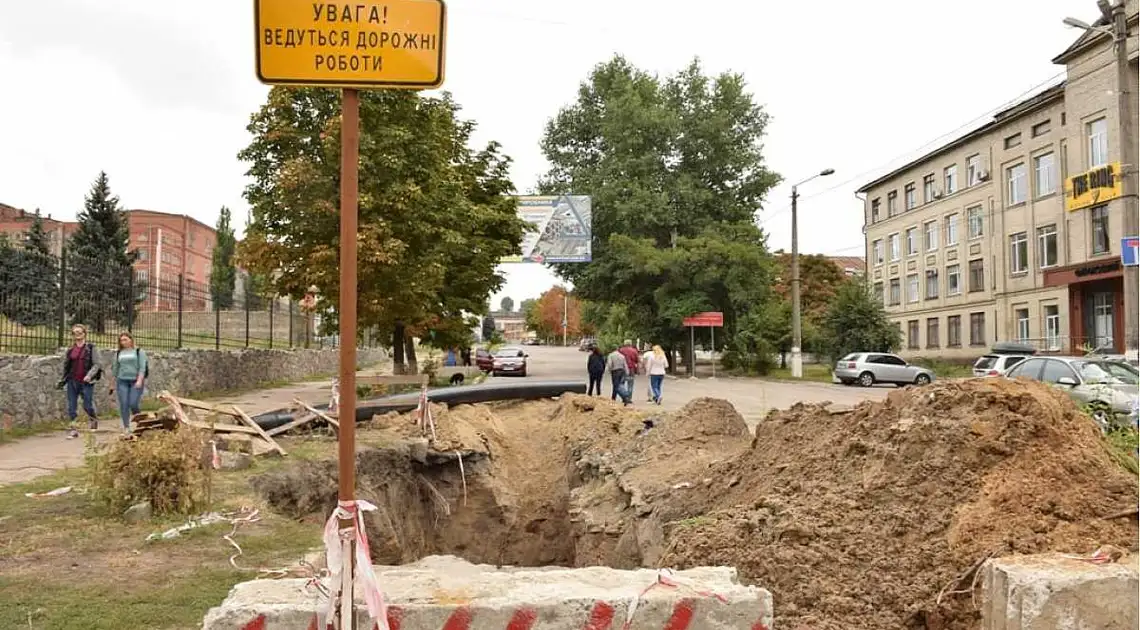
xmin=871 ymin=198 xmax=880 ymax=223
xmin=1031 ymin=120 xmax=1051 ymax=137
xmin=1015 ymin=308 xmax=1030 ymax=341
xmin=944 ymin=164 xmax=958 ymax=195
xmin=872 ymin=239 xmax=884 ymax=265
xmin=969 ymin=312 xmax=986 ymax=346
xmin=967 ymin=206 xmax=983 ymax=239
xmin=1007 ymin=163 xmax=1027 ymax=205
xmin=906 ymin=273 xmax=919 ymax=303
xmin=1004 ymin=133 xmax=1022 ymax=149
xmin=873 ymin=282 xmax=884 ymax=304
xmin=924 ymin=221 xmax=939 ymax=252
xmin=947 ymin=264 xmax=961 ymax=296
xmin=137 ymin=249 xmax=149 ymax=262
xmin=889 ymin=233 xmax=900 ymax=261
xmin=135 ymin=269 xmax=149 ymax=283
xmin=906 ymin=227 xmax=918 ymax=256
xmin=925 ymin=269 xmax=939 ymax=299
xmin=948 ymin=315 xmax=962 ymax=347
xmin=1091 ymin=205 xmax=1110 ymax=254
xmin=1034 ymin=152 xmax=1055 ymax=197
xmin=1087 ymin=118 xmax=1108 ymax=167
xmin=907 ymin=320 xmax=920 ymax=349
xmin=1037 ymin=224 xmax=1058 ymax=268
xmin=946 ymin=214 xmax=959 ymax=246
xmin=1009 ymin=232 xmax=1028 ymax=274
xmin=967 ymin=154 xmax=982 ymax=186
xmin=905 ymin=183 xmax=916 ymax=210
xmin=889 ymin=278 xmax=901 ymax=305
xmin=887 ymin=191 xmax=898 ymax=217
xmin=968 ymin=258 xmax=984 ymax=293
xmin=926 ymin=318 xmax=940 ymax=349
xmin=1044 ymin=304 xmax=1061 ymax=351
xmin=923 ymin=174 xmax=936 ymax=203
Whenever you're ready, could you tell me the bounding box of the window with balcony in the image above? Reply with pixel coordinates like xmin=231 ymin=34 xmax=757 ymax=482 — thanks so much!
xmin=946 ymin=264 xmax=961 ymax=296
xmin=968 ymin=258 xmax=984 ymax=293
xmin=1009 ymin=232 xmax=1028 ymax=274
xmin=1034 ymin=152 xmax=1055 ymax=197
xmin=1036 ymin=224 xmax=1057 ymax=268
xmin=1007 ymin=163 xmax=1027 ymax=205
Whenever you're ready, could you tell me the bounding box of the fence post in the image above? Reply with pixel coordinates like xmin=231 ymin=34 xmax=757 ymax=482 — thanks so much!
xmin=126 ymin=268 xmax=134 ymax=333
xmin=269 ymin=298 xmax=274 ymax=349
xmin=215 ymin=303 xmax=221 ymax=350
xmin=177 ymin=274 xmax=184 ymax=349
xmin=56 ymin=248 xmax=67 ymax=349
xmin=288 ymin=298 xmax=294 ymax=349
xmin=244 ymin=289 xmax=251 ymax=348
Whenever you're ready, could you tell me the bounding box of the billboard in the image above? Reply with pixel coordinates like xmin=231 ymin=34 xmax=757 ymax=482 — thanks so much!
xmin=502 ymin=195 xmax=592 ymax=263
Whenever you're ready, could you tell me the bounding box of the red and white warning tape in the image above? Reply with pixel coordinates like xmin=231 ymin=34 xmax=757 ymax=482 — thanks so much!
xmin=323 ymin=499 xmax=389 ymax=630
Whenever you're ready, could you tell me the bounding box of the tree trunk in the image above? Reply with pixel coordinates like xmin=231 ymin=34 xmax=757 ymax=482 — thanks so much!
xmin=392 ymin=322 xmax=406 ymax=374
xmin=664 ymin=345 xmax=675 ymax=374
xmin=780 ymin=350 xmax=787 ymax=369
xmin=405 ymin=335 xmax=418 ymax=374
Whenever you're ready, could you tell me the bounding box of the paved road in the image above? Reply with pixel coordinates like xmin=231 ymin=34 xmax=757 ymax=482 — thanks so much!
xmin=501 ymin=345 xmax=890 ymax=429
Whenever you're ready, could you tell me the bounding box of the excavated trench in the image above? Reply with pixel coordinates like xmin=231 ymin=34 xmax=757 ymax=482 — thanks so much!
xmin=250 ymin=394 xmax=751 ymax=569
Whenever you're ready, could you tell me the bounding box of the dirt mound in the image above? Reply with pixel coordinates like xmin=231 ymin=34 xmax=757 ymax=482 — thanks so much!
xmin=660 ymin=378 xmax=1139 ymax=630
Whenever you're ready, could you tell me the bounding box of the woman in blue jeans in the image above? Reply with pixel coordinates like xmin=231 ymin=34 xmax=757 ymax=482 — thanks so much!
xmin=110 ymin=332 xmax=149 ymax=434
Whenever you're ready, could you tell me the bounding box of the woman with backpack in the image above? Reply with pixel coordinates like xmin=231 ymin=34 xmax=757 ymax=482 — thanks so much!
xmin=110 ymin=332 xmax=149 ymax=434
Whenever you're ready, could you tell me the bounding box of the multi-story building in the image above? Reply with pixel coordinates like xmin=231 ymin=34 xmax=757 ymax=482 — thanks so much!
xmin=858 ymin=2 xmax=1137 ymax=358
xmin=126 ymin=209 xmax=218 ymax=311
xmin=0 ymin=203 xmax=77 ymax=257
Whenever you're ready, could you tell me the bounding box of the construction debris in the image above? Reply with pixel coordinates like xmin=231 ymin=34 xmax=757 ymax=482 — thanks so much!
xmin=147 ymin=392 xmax=288 ymax=459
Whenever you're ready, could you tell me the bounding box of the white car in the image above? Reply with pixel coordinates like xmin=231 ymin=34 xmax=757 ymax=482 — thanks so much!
xmin=972 ymin=354 xmax=1031 ymax=377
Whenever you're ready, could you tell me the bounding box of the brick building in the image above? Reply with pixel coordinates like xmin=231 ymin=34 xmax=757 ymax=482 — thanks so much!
xmin=858 ymin=1 xmax=1137 ymax=358
xmin=0 ymin=203 xmax=77 ymax=256
xmin=126 ymin=209 xmax=218 ymax=311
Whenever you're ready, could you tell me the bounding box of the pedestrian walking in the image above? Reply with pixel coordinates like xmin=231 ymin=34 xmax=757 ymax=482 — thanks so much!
xmin=586 ymin=345 xmax=605 ymax=396
xmin=618 ymin=339 xmax=640 ymax=402
xmin=606 ymin=347 xmax=631 ymax=405
xmin=58 ymin=324 xmax=101 ymax=438
xmin=461 ymin=347 xmax=472 ymax=367
xmin=645 ymin=345 xmax=668 ymax=405
xmin=111 ymin=332 xmax=149 ymax=435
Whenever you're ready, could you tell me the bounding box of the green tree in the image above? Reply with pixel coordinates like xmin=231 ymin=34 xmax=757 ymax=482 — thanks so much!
xmin=66 ymin=172 xmax=133 ymax=333
xmin=481 ymin=314 xmax=497 ymax=342
xmin=9 ymin=210 xmax=61 ymax=327
xmin=499 ymin=296 xmax=514 ymax=313
xmin=210 ymin=206 xmax=237 ymax=310
xmin=238 ymin=88 xmax=525 ymax=371
xmin=818 ymin=279 xmax=900 ymax=362
xmin=539 ymin=56 xmax=780 ymax=367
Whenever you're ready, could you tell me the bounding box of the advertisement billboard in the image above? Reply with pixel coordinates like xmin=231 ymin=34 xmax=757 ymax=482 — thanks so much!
xmin=502 ymin=195 xmax=592 ymax=263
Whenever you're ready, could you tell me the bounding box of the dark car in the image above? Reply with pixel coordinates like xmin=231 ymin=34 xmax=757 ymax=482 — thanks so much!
xmin=492 ymin=347 xmax=528 ymax=377
xmin=475 ymin=348 xmax=494 ymax=372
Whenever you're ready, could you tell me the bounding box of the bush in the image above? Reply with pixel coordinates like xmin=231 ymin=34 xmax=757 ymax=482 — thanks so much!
xmin=88 ymin=427 xmax=212 ymax=516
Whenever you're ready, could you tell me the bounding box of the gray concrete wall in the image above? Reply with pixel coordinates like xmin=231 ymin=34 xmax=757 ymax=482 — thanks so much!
xmin=0 ymin=347 xmax=387 ymax=426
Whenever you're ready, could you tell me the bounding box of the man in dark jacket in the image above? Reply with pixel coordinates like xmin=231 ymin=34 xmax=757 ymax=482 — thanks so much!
xmin=586 ymin=346 xmax=605 ymax=396
xmin=59 ymin=324 xmax=101 ymax=438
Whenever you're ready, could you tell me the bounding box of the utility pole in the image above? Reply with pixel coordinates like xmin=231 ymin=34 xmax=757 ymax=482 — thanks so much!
xmin=1105 ymin=0 xmax=1138 ymax=352
xmin=790 ymin=185 xmax=804 ymax=379
xmin=562 ymin=293 xmax=568 ymax=347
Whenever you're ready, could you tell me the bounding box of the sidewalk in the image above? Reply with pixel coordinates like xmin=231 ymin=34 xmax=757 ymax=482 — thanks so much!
xmin=0 ymin=367 xmax=386 ymax=486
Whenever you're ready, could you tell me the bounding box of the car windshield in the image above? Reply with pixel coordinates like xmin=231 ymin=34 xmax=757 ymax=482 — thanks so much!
xmin=494 ymin=349 xmax=522 ymax=358
xmin=1096 ymin=362 xmax=1139 ymax=385
xmin=974 ymin=356 xmax=998 ymax=370
xmin=1075 ymin=361 xmax=1136 ymax=385
xmin=840 ymin=353 xmax=860 ymax=361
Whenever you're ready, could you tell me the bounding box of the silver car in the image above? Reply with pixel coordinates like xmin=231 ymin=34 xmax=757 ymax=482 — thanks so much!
xmin=1003 ymin=356 xmax=1139 ymax=429
xmin=834 ymin=352 xmax=935 ymax=387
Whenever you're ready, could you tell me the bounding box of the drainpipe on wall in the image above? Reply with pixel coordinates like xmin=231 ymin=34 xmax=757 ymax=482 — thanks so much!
xmin=154 ymin=227 xmax=163 ymax=310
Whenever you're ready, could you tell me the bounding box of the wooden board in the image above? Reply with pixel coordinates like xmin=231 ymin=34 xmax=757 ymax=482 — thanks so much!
xmin=231 ymin=405 xmax=287 ymax=457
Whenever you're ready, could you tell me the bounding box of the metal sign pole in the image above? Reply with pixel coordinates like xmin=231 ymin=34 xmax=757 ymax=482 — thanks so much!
xmin=710 ymin=325 xmax=716 ymax=379
xmin=337 ymin=87 xmax=361 ymax=630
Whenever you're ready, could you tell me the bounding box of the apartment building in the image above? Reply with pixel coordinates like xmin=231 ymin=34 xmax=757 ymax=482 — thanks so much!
xmin=858 ymin=2 xmax=1137 ymax=358
xmin=126 ymin=209 xmax=218 ymax=311
xmin=0 ymin=203 xmax=77 ymax=256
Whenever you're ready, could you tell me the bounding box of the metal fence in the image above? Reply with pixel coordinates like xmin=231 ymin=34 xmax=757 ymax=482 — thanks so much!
xmin=0 ymin=248 xmax=330 ymax=355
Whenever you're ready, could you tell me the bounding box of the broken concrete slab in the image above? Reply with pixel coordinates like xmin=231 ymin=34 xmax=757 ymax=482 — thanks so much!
xmin=981 ymin=553 xmax=1139 ymax=630
xmin=202 ymin=555 xmax=772 ymax=630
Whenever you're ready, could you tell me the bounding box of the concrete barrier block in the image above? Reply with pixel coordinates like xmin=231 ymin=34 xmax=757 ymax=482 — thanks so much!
xmin=202 ymin=555 xmax=772 ymax=630
xmin=981 ymin=553 xmax=1138 ymax=630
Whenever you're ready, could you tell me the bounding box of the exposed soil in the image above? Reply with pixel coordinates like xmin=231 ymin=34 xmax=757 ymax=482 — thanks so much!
xmin=251 ymin=380 xmax=1138 ymax=630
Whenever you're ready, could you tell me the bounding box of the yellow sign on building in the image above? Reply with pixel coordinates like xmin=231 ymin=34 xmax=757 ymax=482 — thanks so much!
xmin=1065 ymin=162 xmax=1123 ymax=212
xmin=255 ymin=0 xmax=446 ymax=89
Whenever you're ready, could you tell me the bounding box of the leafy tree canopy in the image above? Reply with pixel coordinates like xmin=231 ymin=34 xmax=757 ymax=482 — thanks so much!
xmin=65 ymin=172 xmax=134 ymax=332
xmin=210 ymin=206 xmax=238 ymax=310
xmin=818 ymin=279 xmax=901 ymax=362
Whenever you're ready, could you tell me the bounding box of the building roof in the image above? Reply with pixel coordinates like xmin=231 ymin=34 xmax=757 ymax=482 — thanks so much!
xmin=855 ymin=82 xmax=1065 ymax=194
xmin=1052 ymin=8 xmax=1139 ymax=65
xmin=829 ymin=256 xmax=866 ymax=275
xmin=125 ymin=209 xmax=217 ymax=234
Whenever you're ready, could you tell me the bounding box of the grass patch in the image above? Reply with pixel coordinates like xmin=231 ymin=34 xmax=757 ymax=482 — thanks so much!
xmin=1104 ymin=426 xmax=1139 ymax=474
xmin=0 ymin=420 xmax=69 ymax=445
xmin=0 ymin=436 xmax=330 ymax=629
xmin=766 ymin=364 xmax=836 ymax=383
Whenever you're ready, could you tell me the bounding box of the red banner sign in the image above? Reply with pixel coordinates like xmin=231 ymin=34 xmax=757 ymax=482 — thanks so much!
xmin=682 ymin=311 xmax=723 ymax=327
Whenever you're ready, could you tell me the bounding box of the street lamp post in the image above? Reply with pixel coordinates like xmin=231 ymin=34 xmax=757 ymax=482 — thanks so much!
xmin=1064 ymin=2 xmax=1138 ymax=353
xmin=790 ymin=168 xmax=835 ymax=378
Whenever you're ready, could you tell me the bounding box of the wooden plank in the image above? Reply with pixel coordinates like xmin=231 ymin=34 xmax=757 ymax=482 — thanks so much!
xmin=294 ymin=398 xmax=340 ymax=430
xmin=231 ymin=405 xmax=288 ymax=457
xmin=171 ymin=397 xmax=242 ymax=417
xmin=183 ymin=420 xmax=262 ymax=435
xmin=265 ymin=412 xmax=319 ymax=437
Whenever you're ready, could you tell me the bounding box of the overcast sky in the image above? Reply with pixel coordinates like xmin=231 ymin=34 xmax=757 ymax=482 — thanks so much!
xmin=0 ymin=0 xmax=1093 ymax=304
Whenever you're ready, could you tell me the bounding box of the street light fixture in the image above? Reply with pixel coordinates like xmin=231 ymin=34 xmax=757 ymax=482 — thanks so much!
xmin=790 ymin=168 xmax=835 ymax=379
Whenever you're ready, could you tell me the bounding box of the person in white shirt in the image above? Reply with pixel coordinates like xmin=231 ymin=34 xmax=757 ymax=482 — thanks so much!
xmin=644 ymin=345 xmax=668 ymax=405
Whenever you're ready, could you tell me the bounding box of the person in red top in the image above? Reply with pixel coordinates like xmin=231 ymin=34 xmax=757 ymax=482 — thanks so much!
xmin=58 ymin=324 xmax=101 ymax=438
xmin=618 ymin=340 xmax=640 ymax=402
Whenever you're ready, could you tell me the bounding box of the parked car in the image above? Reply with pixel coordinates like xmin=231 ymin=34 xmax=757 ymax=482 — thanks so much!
xmin=1003 ymin=355 xmax=1139 ymax=429
xmin=578 ymin=337 xmax=597 ymax=352
xmin=492 ymin=346 xmax=529 ymax=377
xmin=474 ymin=348 xmax=494 ymax=373
xmin=834 ymin=352 xmax=935 ymax=387
xmin=973 ymin=342 xmax=1037 ymax=377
